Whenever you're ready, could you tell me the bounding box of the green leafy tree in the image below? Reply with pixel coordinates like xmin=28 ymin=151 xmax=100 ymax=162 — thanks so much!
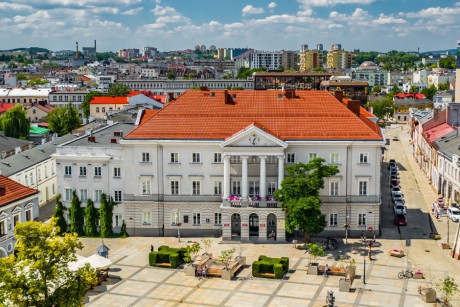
xmin=82 ymin=91 xmax=105 ymax=119
xmin=371 ymin=96 xmax=394 ymax=120
xmin=371 ymin=86 xmax=382 ymax=94
xmin=167 ymin=72 xmax=176 ymax=80
xmin=0 ymin=218 xmax=96 ymax=306
xmin=0 ymin=104 xmax=30 ymax=139
xmin=26 ymin=78 xmax=48 ymax=86
xmin=236 ymin=67 xmax=266 ymax=79
xmin=52 ymin=194 xmax=68 ymax=235
xmin=84 ymin=199 xmax=98 ymax=237
xmin=274 ymin=158 xmax=339 ymax=242
xmin=184 ymin=242 xmax=201 ymax=263
xmin=436 ymin=276 xmax=458 ymax=304
xmin=438 ymin=56 xmax=455 ymax=69
xmin=438 ymin=81 xmax=450 ymax=91
xmin=218 ymin=248 xmax=236 ymax=270
xmin=107 ymin=83 xmax=131 ymax=96
xmin=421 ymin=84 xmax=437 ymax=101
xmin=121 ymin=221 xmax=129 ymax=238
xmin=409 ymin=85 xmax=419 ymax=93
xmin=16 ymin=73 xmax=28 ymax=81
xmin=46 ymin=103 xmax=81 ymax=136
xmin=69 ymin=191 xmax=84 ymax=236
xmin=99 ymin=194 xmax=115 ymax=238
xmin=305 ymin=243 xmax=326 ymax=264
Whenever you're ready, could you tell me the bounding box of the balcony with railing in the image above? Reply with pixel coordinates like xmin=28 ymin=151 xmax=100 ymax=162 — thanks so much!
xmin=221 ymin=196 xmax=281 ymax=209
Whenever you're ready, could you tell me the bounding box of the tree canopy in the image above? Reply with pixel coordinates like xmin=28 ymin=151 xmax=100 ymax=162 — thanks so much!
xmin=438 ymin=56 xmax=455 ymax=69
xmin=99 ymin=194 xmax=115 ymax=238
xmin=85 ymin=199 xmax=98 ymax=237
xmin=236 ymin=67 xmax=266 ymax=79
xmin=371 ymin=95 xmax=394 ymax=120
xmin=0 ymin=104 xmax=30 ymax=139
xmin=46 ymin=103 xmax=81 ymax=136
xmin=0 ymin=218 xmax=96 ymax=306
xmin=274 ymin=158 xmax=339 ymax=241
xmin=69 ymin=191 xmax=85 ymax=236
xmin=107 ymin=83 xmax=130 ymax=96
xmin=82 ymin=91 xmax=105 ymax=119
xmin=26 ymin=78 xmax=48 ymax=86
xmin=53 ymin=194 xmax=68 ymax=235
xmin=421 ymin=84 xmax=437 ymax=101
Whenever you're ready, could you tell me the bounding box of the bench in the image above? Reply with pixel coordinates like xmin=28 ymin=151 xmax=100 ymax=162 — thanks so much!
xmin=318 ymin=265 xmax=346 ymax=276
xmin=259 ymin=273 xmax=276 ymax=278
xmin=156 ymin=263 xmax=172 ymax=268
xmin=207 ymin=268 xmax=222 ymax=277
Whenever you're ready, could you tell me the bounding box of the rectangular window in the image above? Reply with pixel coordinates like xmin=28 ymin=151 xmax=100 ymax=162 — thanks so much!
xmin=193 ymin=213 xmax=201 ymax=225
xmin=230 ymin=156 xmax=241 ymax=164
xmin=192 ymin=152 xmax=201 ymax=163
xmin=0 ymin=220 xmax=6 ymax=236
xmin=79 ymin=166 xmax=87 ymax=176
xmin=141 ymin=152 xmax=150 ymax=163
xmin=38 ymin=169 xmax=41 ymax=181
xmin=359 ymin=153 xmax=369 ymax=164
xmin=44 ymin=165 xmax=48 ymax=178
xmin=183 ymin=215 xmax=189 ymax=224
xmin=94 ymin=190 xmax=102 ymax=202
xmin=309 ymin=153 xmax=317 ymax=161
xmin=141 ymin=180 xmax=151 ymax=195
xmin=358 ymin=181 xmax=368 ymax=196
xmin=330 ymin=181 xmax=339 ymax=196
xmin=170 ymin=180 xmax=179 ymax=195
xmin=114 ymin=190 xmax=122 ymax=202
xmin=232 ymin=181 xmax=241 ymax=195
xmin=94 ymin=166 xmax=102 ymax=177
xmin=287 ymin=153 xmax=295 ymax=163
xmin=114 ymin=214 xmax=123 ymax=227
xmin=330 ymin=153 xmax=340 ymax=164
xmin=30 ymin=173 xmax=34 ymax=185
xmin=13 ymin=214 xmax=20 ymax=226
xmin=64 ymin=166 xmax=72 ymax=176
xmin=143 ymin=211 xmax=151 ymax=224
xmin=268 ymin=182 xmax=276 ymax=195
xmin=65 ymin=188 xmax=73 ymax=201
xmin=114 ymin=167 xmax=121 ymax=177
xmin=192 ymin=180 xmax=201 ymax=195
xmin=329 ymin=213 xmax=338 ymax=226
xmin=80 ymin=189 xmax=88 ymax=201
xmin=25 ymin=209 xmax=32 ymax=222
xmin=214 ymin=153 xmax=222 ymax=163
xmin=170 ymin=152 xmax=179 ymax=163
xmin=102 ymin=107 xmax=106 ymax=113
xmin=214 ymin=213 xmax=222 ymax=225
xmin=358 ymin=213 xmax=367 ymax=226
xmin=171 ymin=211 xmax=179 ymax=225
xmin=213 ymin=181 xmax=222 ymax=196
xmin=96 ymin=107 xmax=100 ymax=113
xmin=267 ymin=156 xmax=277 ymax=164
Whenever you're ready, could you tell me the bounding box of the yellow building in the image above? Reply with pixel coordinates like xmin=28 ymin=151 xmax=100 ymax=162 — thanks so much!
xmin=326 ymin=50 xmax=352 ymax=70
xmin=299 ymin=50 xmax=323 ymax=71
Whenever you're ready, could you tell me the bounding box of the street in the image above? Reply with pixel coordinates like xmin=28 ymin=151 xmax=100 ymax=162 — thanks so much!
xmin=38 ymin=198 xmax=56 ymax=222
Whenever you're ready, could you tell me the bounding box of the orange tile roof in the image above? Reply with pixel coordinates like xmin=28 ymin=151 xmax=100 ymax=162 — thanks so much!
xmin=90 ymin=96 xmax=128 ymax=105
xmin=125 ymin=90 xmax=383 ymax=141
xmin=0 ymin=175 xmax=38 ymax=207
xmin=139 ymin=109 xmax=161 ymax=125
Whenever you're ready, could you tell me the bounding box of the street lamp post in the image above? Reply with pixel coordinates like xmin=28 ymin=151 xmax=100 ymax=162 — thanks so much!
xmin=363 ymin=256 xmax=366 ymax=284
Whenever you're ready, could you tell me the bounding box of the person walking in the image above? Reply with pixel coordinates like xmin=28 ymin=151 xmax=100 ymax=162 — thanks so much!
xmin=368 ymin=245 xmax=372 ymax=260
xmin=150 ymin=244 xmax=154 ymax=252
xmin=323 ymin=264 xmax=329 ymax=277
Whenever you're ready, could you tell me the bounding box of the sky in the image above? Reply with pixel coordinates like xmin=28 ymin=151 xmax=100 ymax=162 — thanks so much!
xmin=0 ymin=0 xmax=459 ymax=53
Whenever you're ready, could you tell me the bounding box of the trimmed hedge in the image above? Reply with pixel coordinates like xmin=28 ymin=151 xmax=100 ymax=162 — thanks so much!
xmin=252 ymin=255 xmax=289 ymax=279
xmin=149 ymin=246 xmax=187 ymax=269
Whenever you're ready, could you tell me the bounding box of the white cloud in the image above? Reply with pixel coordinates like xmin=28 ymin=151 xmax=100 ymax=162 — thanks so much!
xmin=0 ymin=3 xmax=32 ymax=11
xmin=242 ymin=5 xmax=264 ymax=16
xmin=404 ymin=6 xmax=460 ymax=18
xmin=297 ymin=0 xmax=374 ymax=7
xmin=373 ymin=13 xmax=406 ymax=25
xmin=297 ymin=9 xmax=313 ymax=16
xmin=268 ymin=2 xmax=277 ymax=9
xmin=90 ymin=7 xmax=119 ymax=14
xmin=121 ymin=7 xmax=143 ymax=15
xmin=152 ymin=5 xmax=177 ymax=16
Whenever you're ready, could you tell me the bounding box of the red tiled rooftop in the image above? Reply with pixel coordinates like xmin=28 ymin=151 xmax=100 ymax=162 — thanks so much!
xmin=139 ymin=109 xmax=161 ymax=125
xmin=0 ymin=103 xmax=14 ymax=113
xmin=125 ymin=90 xmax=383 ymax=141
xmin=423 ymin=123 xmax=456 ymax=144
xmin=36 ymin=104 xmax=55 ymax=112
xmin=0 ymin=175 xmax=38 ymax=207
xmin=394 ymin=93 xmax=426 ymax=99
xmin=90 ymin=96 xmax=128 ymax=105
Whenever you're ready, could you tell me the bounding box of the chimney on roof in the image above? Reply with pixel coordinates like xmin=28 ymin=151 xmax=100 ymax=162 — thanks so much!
xmin=0 ymin=186 xmax=5 ymax=196
xmin=224 ymin=90 xmax=235 ymax=105
xmin=334 ymin=90 xmax=343 ymax=102
xmin=284 ymin=89 xmax=296 ymax=99
xmin=88 ymin=136 xmax=96 ymax=142
xmin=167 ymin=92 xmax=174 ymax=103
xmin=200 ymin=86 xmax=208 ymax=91
xmin=347 ymin=100 xmax=361 ymax=116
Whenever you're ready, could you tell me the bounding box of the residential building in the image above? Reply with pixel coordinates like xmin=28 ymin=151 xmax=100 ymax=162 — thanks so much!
xmin=0 ymin=134 xmax=77 ymax=206
xmin=250 ymin=51 xmax=282 ymax=70
xmin=326 ymin=50 xmax=352 ymax=70
xmin=0 ymin=88 xmax=52 ymax=104
xmin=387 ymin=71 xmax=412 ymax=86
xmin=55 ymin=89 xmax=384 ymax=242
xmin=0 ymin=135 xmax=33 ymax=159
xmin=26 ymin=102 xmax=55 ymax=123
xmin=413 ymin=70 xmax=430 ymax=84
xmin=281 ymin=51 xmax=297 ymax=70
xmin=393 ymin=93 xmax=433 ymax=122
xmin=428 ymin=72 xmax=454 ymax=89
xmin=433 ymin=92 xmax=454 ymax=108
xmin=352 ymin=61 xmax=387 ymax=87
xmin=48 ymin=90 xmax=90 ymax=115
xmin=320 ymin=78 xmax=369 ymax=104
xmin=0 ymin=175 xmax=39 ymax=257
xmin=253 ymin=72 xmax=344 ymax=90
xmin=299 ymin=50 xmax=323 ymax=71
xmin=456 ymin=40 xmax=460 ymax=103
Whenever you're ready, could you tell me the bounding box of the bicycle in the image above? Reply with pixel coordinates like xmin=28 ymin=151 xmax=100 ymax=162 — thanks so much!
xmin=397 ymin=269 xmax=413 ymax=279
xmin=322 ymin=237 xmax=338 ymax=250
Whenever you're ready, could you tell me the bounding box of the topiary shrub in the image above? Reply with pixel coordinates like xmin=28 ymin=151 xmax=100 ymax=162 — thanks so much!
xmin=149 ymin=252 xmax=159 ymax=266
xmin=279 ymin=257 xmax=289 ymax=272
xmin=252 ymin=261 xmax=260 ymax=277
xmin=273 ymin=264 xmax=284 ymax=279
xmin=169 ymin=253 xmax=181 ymax=268
xmin=158 ymin=245 xmax=169 ymax=251
xmin=158 ymin=252 xmax=171 ymax=263
xmin=259 ymin=262 xmax=273 ymax=274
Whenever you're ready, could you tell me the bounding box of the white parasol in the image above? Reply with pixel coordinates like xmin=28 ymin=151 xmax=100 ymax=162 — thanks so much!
xmin=79 ymin=254 xmax=112 ymax=270
xmin=68 ymin=254 xmax=87 ymax=271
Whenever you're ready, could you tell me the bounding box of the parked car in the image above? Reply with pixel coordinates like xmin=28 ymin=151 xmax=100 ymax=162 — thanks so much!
xmin=447 ymin=207 xmax=460 ymax=222
xmin=388 ymin=159 xmax=397 ymax=170
xmin=390 ymin=180 xmax=401 ymax=189
xmin=394 ymin=214 xmax=407 ymax=226
xmin=393 ymin=136 xmax=399 ymax=141
xmin=393 ymin=203 xmax=406 ymax=215
xmin=390 ymin=176 xmax=400 ymax=184
xmin=391 ymin=190 xmax=403 ymax=196
xmin=392 ymin=194 xmax=405 ymax=204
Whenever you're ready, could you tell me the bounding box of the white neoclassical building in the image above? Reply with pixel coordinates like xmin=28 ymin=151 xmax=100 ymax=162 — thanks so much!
xmin=54 ymin=89 xmax=384 ymax=242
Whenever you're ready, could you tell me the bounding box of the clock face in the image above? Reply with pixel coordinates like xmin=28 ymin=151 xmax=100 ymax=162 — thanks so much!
xmin=249 ymin=134 xmax=260 ymax=145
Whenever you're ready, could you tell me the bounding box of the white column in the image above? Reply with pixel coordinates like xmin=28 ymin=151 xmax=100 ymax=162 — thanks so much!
xmin=259 ymin=156 xmax=267 ymax=198
xmin=223 ymin=155 xmax=230 ymax=199
xmin=277 ymin=155 xmax=285 ymax=188
xmin=241 ymin=155 xmax=249 ymax=199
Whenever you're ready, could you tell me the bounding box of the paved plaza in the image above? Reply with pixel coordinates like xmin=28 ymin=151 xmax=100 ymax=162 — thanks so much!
xmin=81 ymin=125 xmax=460 ymax=306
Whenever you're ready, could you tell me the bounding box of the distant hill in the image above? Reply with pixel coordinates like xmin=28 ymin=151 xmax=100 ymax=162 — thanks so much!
xmin=0 ymin=47 xmax=50 ymax=54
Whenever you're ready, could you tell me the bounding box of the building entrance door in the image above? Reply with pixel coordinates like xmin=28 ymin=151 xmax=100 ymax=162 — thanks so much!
xmin=231 ymin=213 xmax=241 ymax=240
xmin=249 ymin=213 xmax=259 ymax=237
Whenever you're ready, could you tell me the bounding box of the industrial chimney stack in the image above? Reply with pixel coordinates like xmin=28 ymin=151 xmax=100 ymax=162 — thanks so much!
xmin=76 ymin=41 xmax=79 ymax=59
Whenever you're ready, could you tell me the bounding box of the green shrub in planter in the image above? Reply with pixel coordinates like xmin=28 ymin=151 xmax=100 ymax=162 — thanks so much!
xmin=158 ymin=245 xmax=169 ymax=251
xmin=274 ymin=264 xmax=284 ymax=279
xmin=252 ymin=261 xmax=260 ymax=277
xmin=149 ymin=252 xmax=159 ymax=266
xmin=169 ymin=253 xmax=181 ymax=268
xmin=157 ymin=252 xmax=171 ymax=263
xmin=259 ymin=262 xmax=273 ymax=274
xmin=258 ymin=255 xmax=267 ymax=261
xmin=280 ymin=257 xmax=289 ymax=272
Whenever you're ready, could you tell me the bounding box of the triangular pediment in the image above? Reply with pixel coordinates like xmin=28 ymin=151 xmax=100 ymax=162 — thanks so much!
xmin=221 ymin=123 xmax=287 ymax=148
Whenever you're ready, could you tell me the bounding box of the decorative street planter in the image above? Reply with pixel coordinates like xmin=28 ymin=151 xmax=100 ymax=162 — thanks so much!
xmin=184 ymin=264 xmax=195 ymax=276
xmin=429 ymin=232 xmax=441 ymax=240
xmin=339 ymin=278 xmax=351 ymax=292
xmin=441 ymin=242 xmax=451 ymax=249
xmin=307 ymin=263 xmax=319 ymax=275
xmin=413 ymin=270 xmax=424 ymax=279
xmin=419 ymin=287 xmax=436 ymax=303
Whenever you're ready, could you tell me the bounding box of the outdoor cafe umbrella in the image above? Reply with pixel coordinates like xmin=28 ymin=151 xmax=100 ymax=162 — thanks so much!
xmin=68 ymin=254 xmax=87 ymax=271
xmin=80 ymin=254 xmax=112 ymax=270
